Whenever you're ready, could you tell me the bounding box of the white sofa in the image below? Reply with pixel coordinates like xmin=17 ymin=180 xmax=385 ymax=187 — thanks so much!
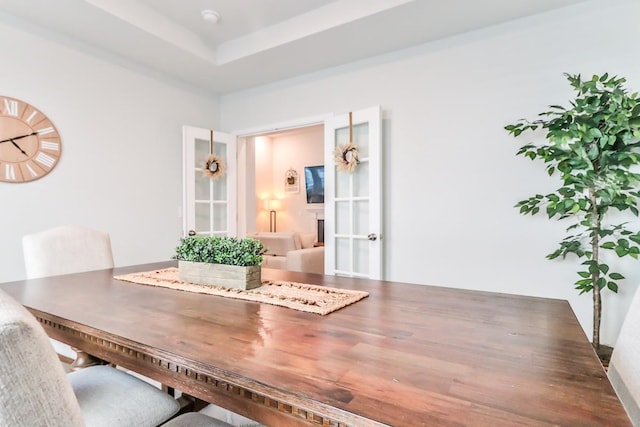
xmin=249 ymin=232 xmax=324 ymax=274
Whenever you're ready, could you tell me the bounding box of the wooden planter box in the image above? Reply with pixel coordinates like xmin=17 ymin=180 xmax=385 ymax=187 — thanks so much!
xmin=178 ymin=261 xmax=262 ymax=290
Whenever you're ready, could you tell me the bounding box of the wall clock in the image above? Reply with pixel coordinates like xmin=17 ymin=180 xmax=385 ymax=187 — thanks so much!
xmin=0 ymin=96 xmax=62 ymax=183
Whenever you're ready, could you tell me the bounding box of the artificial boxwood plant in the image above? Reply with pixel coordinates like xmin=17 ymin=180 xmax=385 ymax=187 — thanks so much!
xmin=505 ymin=73 xmax=640 ymax=355
xmin=174 ymin=236 xmax=266 ymax=267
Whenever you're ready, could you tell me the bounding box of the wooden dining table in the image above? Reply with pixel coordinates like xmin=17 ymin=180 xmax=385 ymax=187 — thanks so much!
xmin=0 ymin=261 xmax=631 ymax=426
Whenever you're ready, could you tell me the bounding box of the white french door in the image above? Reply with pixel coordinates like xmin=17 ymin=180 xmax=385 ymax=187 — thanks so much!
xmin=182 ymin=126 xmax=237 ymax=238
xmin=324 ymin=106 xmax=382 ymax=279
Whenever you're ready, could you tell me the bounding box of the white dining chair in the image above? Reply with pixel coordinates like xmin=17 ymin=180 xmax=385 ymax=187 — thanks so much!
xmin=22 ymin=225 xmax=115 ymax=362
xmin=22 ymin=225 xmax=115 ymax=279
xmin=0 ymin=287 xmax=181 ymax=427
xmin=609 ymin=287 xmax=640 ymax=426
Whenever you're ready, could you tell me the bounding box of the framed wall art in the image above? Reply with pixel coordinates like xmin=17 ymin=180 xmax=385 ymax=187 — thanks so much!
xmin=284 ymin=168 xmax=299 ymax=193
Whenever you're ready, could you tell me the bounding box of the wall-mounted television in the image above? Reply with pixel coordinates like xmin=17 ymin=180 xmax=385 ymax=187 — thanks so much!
xmin=304 ymin=165 xmax=324 ymax=204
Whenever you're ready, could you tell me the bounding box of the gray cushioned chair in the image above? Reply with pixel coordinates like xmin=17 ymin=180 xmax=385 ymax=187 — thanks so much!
xmin=609 ymin=288 xmax=640 ymax=426
xmin=0 ymin=287 xmax=180 ymax=427
xmin=162 ymin=412 xmax=234 ymax=427
xmin=22 ymin=225 xmax=115 ymax=362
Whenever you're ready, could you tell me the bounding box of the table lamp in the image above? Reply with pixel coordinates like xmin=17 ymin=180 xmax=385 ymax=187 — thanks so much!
xmin=265 ymin=199 xmax=281 ymax=232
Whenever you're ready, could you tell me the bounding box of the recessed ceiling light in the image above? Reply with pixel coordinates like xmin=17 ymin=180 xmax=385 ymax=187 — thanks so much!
xmin=201 ymin=9 xmax=220 ymax=24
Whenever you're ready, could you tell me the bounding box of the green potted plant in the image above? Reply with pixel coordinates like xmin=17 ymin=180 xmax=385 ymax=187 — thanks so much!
xmin=505 ymin=73 xmax=640 ymax=362
xmin=173 ymin=236 xmax=266 ymax=290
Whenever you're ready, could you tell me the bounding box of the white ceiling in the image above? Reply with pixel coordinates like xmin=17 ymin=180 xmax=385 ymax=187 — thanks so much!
xmin=0 ymin=0 xmax=591 ymax=94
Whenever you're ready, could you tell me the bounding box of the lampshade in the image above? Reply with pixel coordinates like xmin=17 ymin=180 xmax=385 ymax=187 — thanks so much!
xmin=264 ymin=199 xmax=281 ymax=211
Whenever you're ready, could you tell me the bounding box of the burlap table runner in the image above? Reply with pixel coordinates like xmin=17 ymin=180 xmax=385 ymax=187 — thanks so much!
xmin=114 ymin=267 xmax=368 ymax=315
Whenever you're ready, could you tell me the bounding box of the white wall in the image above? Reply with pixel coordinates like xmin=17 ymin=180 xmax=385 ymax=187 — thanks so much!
xmin=270 ymin=126 xmax=324 ymax=233
xmin=253 ymin=135 xmax=273 ymax=231
xmin=221 ymin=0 xmax=640 ymax=345
xmin=0 ymin=22 xmax=219 ymax=282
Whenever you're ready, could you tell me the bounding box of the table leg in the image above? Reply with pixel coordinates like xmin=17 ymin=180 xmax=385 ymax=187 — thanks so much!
xmin=70 ymin=347 xmax=108 ymax=371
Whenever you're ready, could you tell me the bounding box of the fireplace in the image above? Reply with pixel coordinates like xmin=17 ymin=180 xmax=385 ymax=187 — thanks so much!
xmin=317 ymin=219 xmax=325 ymax=244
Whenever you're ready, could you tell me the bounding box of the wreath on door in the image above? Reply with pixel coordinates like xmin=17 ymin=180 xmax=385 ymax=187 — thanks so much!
xmin=333 ymin=111 xmax=360 ymax=173
xmin=204 ymin=154 xmax=226 ymax=179
xmin=202 ymin=130 xmax=226 ymax=179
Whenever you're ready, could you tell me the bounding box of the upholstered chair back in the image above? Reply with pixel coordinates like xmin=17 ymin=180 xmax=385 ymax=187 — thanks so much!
xmin=0 ymin=288 xmax=85 ymax=426
xmin=609 ymin=288 xmax=640 ymax=426
xmin=23 ymin=225 xmax=114 ymax=279
xmin=22 ymin=225 xmax=115 ymax=361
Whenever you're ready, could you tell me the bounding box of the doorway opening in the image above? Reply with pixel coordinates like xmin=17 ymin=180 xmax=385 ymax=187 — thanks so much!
xmin=183 ymin=106 xmax=381 ymax=279
xmin=237 ymin=123 xmax=325 ymax=244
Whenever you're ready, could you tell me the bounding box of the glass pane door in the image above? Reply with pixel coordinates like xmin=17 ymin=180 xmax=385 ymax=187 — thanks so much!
xmin=183 ymin=126 xmax=237 ymax=237
xmin=324 ymin=106 xmax=382 ymax=279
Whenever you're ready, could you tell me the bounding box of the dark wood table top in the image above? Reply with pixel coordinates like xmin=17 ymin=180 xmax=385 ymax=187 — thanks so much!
xmin=0 ymin=261 xmax=630 ymax=426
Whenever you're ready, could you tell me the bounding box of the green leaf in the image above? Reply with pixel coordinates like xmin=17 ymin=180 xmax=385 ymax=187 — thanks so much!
xmin=607 ymin=282 xmax=619 ymax=292
xmin=546 ymin=205 xmax=557 ymax=218
xmin=615 ymin=246 xmax=629 ymax=257
xmin=577 ymin=271 xmax=590 ymax=278
xmin=609 ymin=272 xmax=625 ymax=280
xmin=600 ymin=242 xmax=616 ymax=249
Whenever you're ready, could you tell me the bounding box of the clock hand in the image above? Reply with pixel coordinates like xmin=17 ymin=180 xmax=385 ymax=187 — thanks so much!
xmin=0 ymin=131 xmax=38 ymax=144
xmin=11 ymin=140 xmax=28 ymax=156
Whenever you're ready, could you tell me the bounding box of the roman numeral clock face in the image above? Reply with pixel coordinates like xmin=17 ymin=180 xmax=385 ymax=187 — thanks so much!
xmin=0 ymin=96 xmax=62 ymax=183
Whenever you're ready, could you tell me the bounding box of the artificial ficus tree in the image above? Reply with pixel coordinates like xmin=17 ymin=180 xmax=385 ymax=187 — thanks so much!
xmin=505 ymin=73 xmax=640 ymax=354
